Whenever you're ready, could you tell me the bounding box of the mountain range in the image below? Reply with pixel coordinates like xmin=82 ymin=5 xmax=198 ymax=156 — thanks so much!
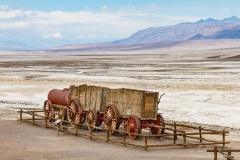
xmin=112 ymin=16 xmax=240 ymax=44
xmin=51 ymin=16 xmax=240 ymax=51
xmin=2 ymin=16 xmax=240 ymax=51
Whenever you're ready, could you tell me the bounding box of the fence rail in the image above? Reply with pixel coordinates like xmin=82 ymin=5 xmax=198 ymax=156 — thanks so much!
xmin=18 ymin=109 xmax=229 ymax=150
xmin=207 ymin=147 xmax=240 ymax=160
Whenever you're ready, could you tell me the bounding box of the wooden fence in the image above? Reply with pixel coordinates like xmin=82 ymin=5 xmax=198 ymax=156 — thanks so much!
xmin=18 ymin=109 xmax=229 ymax=150
xmin=207 ymin=147 xmax=240 ymax=160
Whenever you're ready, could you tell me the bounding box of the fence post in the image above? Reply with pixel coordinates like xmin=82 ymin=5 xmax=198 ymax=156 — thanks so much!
xmin=45 ymin=115 xmax=48 ymax=128
xmin=32 ymin=111 xmax=35 ymax=124
xmin=199 ymin=126 xmax=202 ymax=143
xmin=75 ymin=123 xmax=78 ymax=136
xmin=227 ymin=151 xmax=232 ymax=160
xmin=174 ymin=122 xmax=177 ymax=141
xmin=214 ymin=146 xmax=218 ymax=160
xmin=183 ymin=131 xmax=187 ymax=148
xmin=106 ymin=127 xmax=109 ymax=143
xmin=222 ymin=129 xmax=225 ymax=148
xmin=90 ymin=125 xmax=93 ymax=140
xmin=20 ymin=109 xmax=22 ymax=122
xmin=173 ymin=130 xmax=176 ymax=144
xmin=144 ymin=135 xmax=148 ymax=150
xmin=123 ymin=131 xmax=126 ymax=146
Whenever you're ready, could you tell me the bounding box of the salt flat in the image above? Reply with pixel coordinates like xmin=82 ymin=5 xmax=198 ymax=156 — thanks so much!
xmin=0 ymin=40 xmax=239 ymax=159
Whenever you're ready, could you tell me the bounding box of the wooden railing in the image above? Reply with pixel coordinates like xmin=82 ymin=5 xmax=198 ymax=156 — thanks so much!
xmin=207 ymin=147 xmax=240 ymax=160
xmin=18 ymin=109 xmax=229 ymax=150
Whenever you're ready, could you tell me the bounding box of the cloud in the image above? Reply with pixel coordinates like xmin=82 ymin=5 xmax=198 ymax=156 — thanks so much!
xmin=42 ymin=32 xmax=64 ymax=39
xmin=0 ymin=4 xmax=201 ymax=48
xmin=0 ymin=5 xmax=9 ymax=11
xmin=77 ymin=34 xmax=108 ymax=39
xmin=102 ymin=6 xmax=108 ymax=11
xmin=143 ymin=4 xmax=159 ymax=11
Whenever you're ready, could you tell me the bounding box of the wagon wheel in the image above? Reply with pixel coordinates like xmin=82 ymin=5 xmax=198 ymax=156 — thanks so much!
xmin=49 ymin=106 xmax=56 ymax=122
xmin=86 ymin=110 xmax=98 ymax=131
xmin=127 ymin=116 xmax=141 ymax=139
xmin=67 ymin=101 xmax=77 ymax=125
xmin=43 ymin=100 xmax=54 ymax=122
xmin=103 ymin=105 xmax=120 ymax=135
xmin=57 ymin=108 xmax=66 ymax=119
xmin=150 ymin=115 xmax=165 ymax=137
xmin=72 ymin=100 xmax=85 ymax=125
xmin=57 ymin=108 xmax=67 ymax=124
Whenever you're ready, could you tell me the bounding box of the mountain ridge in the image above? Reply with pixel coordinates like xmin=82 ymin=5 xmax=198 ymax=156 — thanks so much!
xmin=113 ymin=16 xmax=240 ymax=45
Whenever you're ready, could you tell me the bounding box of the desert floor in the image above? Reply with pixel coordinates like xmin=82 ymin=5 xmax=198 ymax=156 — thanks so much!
xmin=0 ymin=40 xmax=240 ymax=159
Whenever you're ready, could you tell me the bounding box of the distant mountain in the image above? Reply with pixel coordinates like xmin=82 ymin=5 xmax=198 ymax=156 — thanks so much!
xmin=188 ymin=34 xmax=206 ymax=40
xmin=194 ymin=16 xmax=240 ymax=24
xmin=49 ymin=16 xmax=240 ymax=51
xmin=113 ymin=16 xmax=240 ymax=44
xmin=0 ymin=41 xmax=34 ymax=50
xmin=207 ymin=26 xmax=240 ymax=39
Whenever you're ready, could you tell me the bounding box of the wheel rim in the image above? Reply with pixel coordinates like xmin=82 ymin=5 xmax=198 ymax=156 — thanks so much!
xmin=127 ymin=116 xmax=141 ymax=139
xmin=103 ymin=105 xmax=120 ymax=135
xmin=150 ymin=115 xmax=165 ymax=137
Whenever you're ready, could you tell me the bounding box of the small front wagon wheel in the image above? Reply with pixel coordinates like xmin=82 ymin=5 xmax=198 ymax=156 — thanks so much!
xmin=43 ymin=100 xmax=54 ymax=122
xmin=150 ymin=115 xmax=165 ymax=137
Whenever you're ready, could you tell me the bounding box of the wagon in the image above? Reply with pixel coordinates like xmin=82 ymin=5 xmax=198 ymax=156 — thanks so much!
xmin=43 ymin=84 xmax=165 ymax=139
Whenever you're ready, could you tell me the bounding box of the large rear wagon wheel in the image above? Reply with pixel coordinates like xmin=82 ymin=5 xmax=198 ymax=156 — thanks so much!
xmin=127 ymin=116 xmax=141 ymax=139
xmin=150 ymin=115 xmax=165 ymax=137
xmin=67 ymin=101 xmax=77 ymax=125
xmin=73 ymin=100 xmax=85 ymax=125
xmin=103 ymin=105 xmax=120 ymax=135
xmin=86 ymin=110 xmax=98 ymax=131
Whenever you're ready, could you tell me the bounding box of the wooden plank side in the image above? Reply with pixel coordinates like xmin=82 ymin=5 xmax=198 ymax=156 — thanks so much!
xmin=79 ymin=85 xmax=87 ymax=109
xmin=91 ymin=86 xmax=102 ymax=111
xmin=69 ymin=85 xmax=78 ymax=101
xmin=69 ymin=84 xmax=88 ymax=109
xmin=124 ymin=89 xmax=142 ymax=118
xmin=84 ymin=86 xmax=103 ymax=110
xmin=99 ymin=87 xmax=110 ymax=112
xmin=105 ymin=88 xmax=143 ymax=117
xmin=105 ymin=88 xmax=123 ymax=114
xmin=142 ymin=92 xmax=158 ymax=119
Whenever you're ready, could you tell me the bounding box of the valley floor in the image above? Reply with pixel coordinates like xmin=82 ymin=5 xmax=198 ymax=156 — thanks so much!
xmin=0 ymin=42 xmax=239 ymax=159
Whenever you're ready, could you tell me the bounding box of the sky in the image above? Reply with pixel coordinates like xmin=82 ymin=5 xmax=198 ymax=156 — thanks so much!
xmin=1 ymin=0 xmax=240 ymax=49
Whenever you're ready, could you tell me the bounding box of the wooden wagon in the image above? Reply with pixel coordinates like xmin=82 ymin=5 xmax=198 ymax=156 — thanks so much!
xmin=44 ymin=84 xmax=165 ymax=139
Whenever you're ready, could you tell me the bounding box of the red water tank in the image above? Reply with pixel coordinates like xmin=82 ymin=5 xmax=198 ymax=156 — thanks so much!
xmin=48 ymin=88 xmax=70 ymax=106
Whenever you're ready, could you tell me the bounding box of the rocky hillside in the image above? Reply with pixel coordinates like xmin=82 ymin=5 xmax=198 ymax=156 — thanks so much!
xmin=113 ymin=16 xmax=240 ymax=44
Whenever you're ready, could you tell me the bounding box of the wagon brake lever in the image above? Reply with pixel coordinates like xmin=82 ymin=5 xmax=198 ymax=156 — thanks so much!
xmin=158 ymin=93 xmax=165 ymax=104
